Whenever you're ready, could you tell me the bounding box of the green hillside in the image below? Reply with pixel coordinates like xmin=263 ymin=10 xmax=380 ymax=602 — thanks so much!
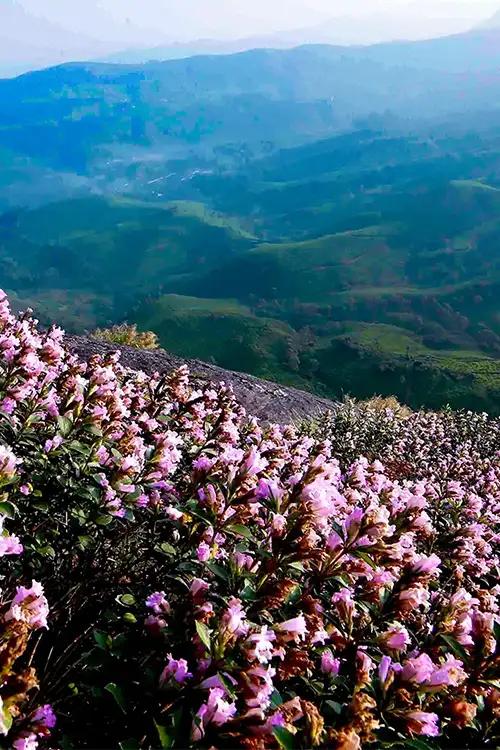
xmin=1 ymin=60 xmax=500 ymax=412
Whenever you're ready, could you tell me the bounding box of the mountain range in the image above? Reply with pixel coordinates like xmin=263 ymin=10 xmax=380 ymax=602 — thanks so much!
xmin=1 ymin=27 xmax=500 ymax=412
xmin=1 ymin=1 xmax=499 ymax=77
xmin=104 ymin=5 xmax=500 ymax=65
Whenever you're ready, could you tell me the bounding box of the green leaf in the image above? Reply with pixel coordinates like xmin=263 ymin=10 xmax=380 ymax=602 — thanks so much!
xmin=105 ymin=682 xmax=126 ymax=713
xmin=123 ymin=612 xmax=137 ymax=624
xmin=85 ymin=424 xmax=103 ymax=437
xmin=36 ymin=545 xmax=56 ymax=558
xmin=0 ymin=501 xmax=16 ymax=518
xmin=217 ymin=672 xmax=237 ymax=700
xmin=205 ymin=561 xmax=230 ymax=581
xmin=0 ymin=704 xmax=13 ymax=732
xmin=195 ymin=620 xmax=211 ymax=651
xmin=404 ymin=739 xmax=438 ymax=750
xmin=93 ymin=630 xmax=111 ymax=650
xmin=33 ymin=501 xmax=49 ymax=512
xmin=440 ymin=634 xmax=468 ymax=662
xmin=154 ymin=722 xmax=174 ymax=749
xmin=355 ymin=550 xmax=377 ymax=570
xmin=324 ymin=700 xmax=342 ymax=715
xmin=226 ymin=524 xmax=254 ymax=540
xmin=117 ymin=593 xmax=136 ymax=607
xmin=68 ymin=440 xmax=91 ymax=456
xmin=78 ymin=535 xmax=93 ymax=549
xmin=57 ymin=415 xmax=73 ymax=437
xmin=160 ymin=542 xmax=177 ymax=556
xmin=240 ymin=584 xmax=257 ymax=602
xmin=273 ymin=726 xmax=295 ymax=750
xmin=95 ymin=514 xmax=114 ymax=526
xmin=270 ymin=689 xmax=283 ymax=707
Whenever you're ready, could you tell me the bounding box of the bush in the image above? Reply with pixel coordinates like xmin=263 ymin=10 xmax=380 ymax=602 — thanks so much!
xmin=0 ymin=292 xmax=498 ymax=749
xmin=93 ymin=323 xmax=159 ymax=349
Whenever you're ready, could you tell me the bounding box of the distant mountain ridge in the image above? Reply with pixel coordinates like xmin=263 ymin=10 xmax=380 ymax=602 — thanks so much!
xmin=1 ymin=27 xmax=499 ymax=197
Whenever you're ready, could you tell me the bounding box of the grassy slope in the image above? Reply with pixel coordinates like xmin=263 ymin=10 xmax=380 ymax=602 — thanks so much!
xmin=2 ymin=128 xmax=500 ymax=411
xmin=134 ymin=294 xmax=308 ymax=386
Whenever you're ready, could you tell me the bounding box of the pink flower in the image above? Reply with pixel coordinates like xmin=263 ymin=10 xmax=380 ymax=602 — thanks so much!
xmin=426 ymin=654 xmax=466 ymax=689
xmin=5 ymin=581 xmax=49 ymax=629
xmin=197 ymin=542 xmax=211 ymax=562
xmin=246 ymin=665 xmax=276 ymax=710
xmin=275 ymin=615 xmax=307 ymax=641
xmin=332 ymin=587 xmax=355 ymax=619
xmin=270 ymin=513 xmax=287 ymax=534
xmin=0 ymin=444 xmax=19 ymax=478
xmin=31 ymin=703 xmax=57 ymax=730
xmin=326 ymin=530 xmax=342 ymax=551
xmin=233 ymin=551 xmax=255 ymax=571
xmin=0 ymin=534 xmax=23 ymax=556
xmin=406 ymin=711 xmax=440 ymax=737
xmin=242 ymin=448 xmax=267 ymax=476
xmin=190 ymin=578 xmax=209 ymax=597
xmin=411 ymin=553 xmax=441 ymax=576
xmin=356 ymin=649 xmax=375 ymax=684
xmin=191 ymin=688 xmax=237 ymax=741
xmin=246 ymin=626 xmax=276 ymax=664
xmin=321 ymin=650 xmax=340 ymax=676
xmin=13 ymin=734 xmax=39 ymax=750
xmin=222 ymin=598 xmax=248 ymax=637
xmin=160 ymin=655 xmax=193 ymax=685
xmin=401 ymin=653 xmax=435 ymax=685
xmin=381 ymin=625 xmax=411 ymax=652
xmin=145 ymin=591 xmax=170 ymax=615
xmin=398 ymin=584 xmax=430 ymax=611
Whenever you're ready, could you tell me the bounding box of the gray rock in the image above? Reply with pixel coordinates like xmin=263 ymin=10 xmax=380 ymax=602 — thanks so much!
xmin=65 ymin=335 xmax=335 ymax=425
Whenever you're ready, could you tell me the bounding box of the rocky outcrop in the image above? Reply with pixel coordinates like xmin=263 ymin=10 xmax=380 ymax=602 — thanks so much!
xmin=65 ymin=335 xmax=335 ymax=425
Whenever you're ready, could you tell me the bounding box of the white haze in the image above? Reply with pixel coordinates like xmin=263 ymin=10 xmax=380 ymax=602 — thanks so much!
xmin=0 ymin=0 xmax=498 ymax=76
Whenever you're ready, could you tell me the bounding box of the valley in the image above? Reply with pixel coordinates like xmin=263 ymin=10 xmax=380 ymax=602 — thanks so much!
xmin=1 ymin=28 xmax=500 ymax=412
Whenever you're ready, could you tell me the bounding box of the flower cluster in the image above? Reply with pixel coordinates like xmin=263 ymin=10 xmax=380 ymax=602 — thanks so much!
xmin=0 ymin=290 xmax=498 ymax=749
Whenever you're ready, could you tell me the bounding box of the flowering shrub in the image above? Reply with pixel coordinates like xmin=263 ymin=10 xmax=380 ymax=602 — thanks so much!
xmin=93 ymin=323 xmax=159 ymax=349
xmin=0 ymin=448 xmax=53 ymax=747
xmin=0 ymin=290 xmax=498 ymax=749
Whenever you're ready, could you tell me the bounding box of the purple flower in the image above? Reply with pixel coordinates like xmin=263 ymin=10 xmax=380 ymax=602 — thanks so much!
xmin=406 ymin=711 xmax=440 ymax=737
xmin=5 ymin=580 xmax=49 ymax=629
xmin=275 ymin=615 xmax=307 ymax=641
xmin=13 ymin=734 xmax=39 ymax=750
xmin=222 ymin=598 xmax=248 ymax=637
xmin=321 ymin=650 xmax=340 ymax=676
xmin=145 ymin=591 xmax=170 ymax=615
xmin=32 ymin=703 xmax=57 ymax=730
xmin=401 ymin=653 xmax=435 ymax=685
xmin=378 ymin=655 xmax=393 ymax=684
xmin=191 ymin=688 xmax=237 ymax=741
xmin=411 ymin=553 xmax=441 ymax=576
xmin=197 ymin=542 xmax=211 ymax=562
xmin=160 ymin=655 xmax=193 ymax=685
xmin=246 ymin=626 xmax=276 ymax=664
xmin=381 ymin=625 xmax=411 ymax=652
xmin=0 ymin=532 xmax=23 ymax=556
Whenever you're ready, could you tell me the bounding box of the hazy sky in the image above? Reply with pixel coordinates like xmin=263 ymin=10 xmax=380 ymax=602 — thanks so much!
xmin=13 ymin=0 xmax=500 ymax=42
xmin=0 ymin=0 xmax=498 ymax=77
